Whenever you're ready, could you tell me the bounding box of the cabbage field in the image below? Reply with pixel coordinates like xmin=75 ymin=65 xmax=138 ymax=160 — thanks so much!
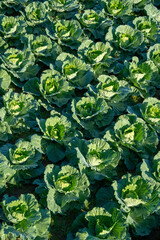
xmin=0 ymin=0 xmax=160 ymax=239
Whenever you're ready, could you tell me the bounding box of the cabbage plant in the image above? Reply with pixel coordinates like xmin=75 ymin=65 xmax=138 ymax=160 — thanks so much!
xmin=92 ymin=75 xmax=132 ymax=112
xmin=44 ymin=164 xmax=90 ymax=214
xmin=46 ymin=19 xmax=83 ymax=49
xmin=125 ymin=56 xmax=159 ymax=97
xmin=78 ymin=40 xmax=114 ymax=76
xmin=25 ymin=1 xmax=48 ymax=26
xmin=1 ymin=48 xmax=40 ymax=83
xmin=26 ymin=34 xmax=61 ymax=65
xmin=47 ymin=0 xmax=78 ymax=13
xmin=0 ymin=139 xmax=41 ymax=170
xmin=0 ymin=15 xmax=26 ymax=39
xmin=56 ymin=52 xmax=94 ymax=88
xmin=133 ymin=16 xmax=158 ymax=44
xmin=72 ymin=96 xmax=114 ymax=137
xmin=101 ymin=0 xmax=133 ymax=18
xmin=141 ymin=151 xmax=160 ymax=184
xmin=76 ymin=9 xmax=112 ymax=39
xmin=39 ymin=68 xmax=74 ymax=107
xmin=2 ymin=89 xmax=39 ymax=129
xmin=37 ymin=111 xmax=75 ymax=144
xmin=114 ymin=114 xmax=158 ymax=158
xmin=113 ymin=173 xmax=160 ymax=211
xmin=70 ymin=207 xmax=130 ymax=240
xmin=1 ymin=194 xmax=51 ymax=239
xmin=113 ymin=173 xmax=160 ymax=235
xmin=147 ymin=43 xmax=160 ymax=69
xmin=78 ymin=40 xmax=113 ymax=65
xmin=66 ymin=137 xmax=121 ymax=181
xmin=106 ymin=25 xmax=144 ymax=52
xmin=140 ymin=97 xmax=160 ymax=132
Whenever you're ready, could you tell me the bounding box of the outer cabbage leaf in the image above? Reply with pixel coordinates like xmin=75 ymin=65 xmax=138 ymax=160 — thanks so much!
xmin=132 ymin=0 xmax=151 ymax=10
xmin=31 ymin=133 xmax=65 ymax=163
xmin=127 ymin=208 xmax=158 ymax=236
xmin=0 ymin=224 xmax=28 ymax=240
xmin=0 ymin=36 xmax=8 ymax=54
xmin=78 ymin=0 xmax=98 ymax=8
xmin=31 ymin=208 xmax=51 ymax=239
xmin=0 ymin=68 xmax=11 ymax=93
xmin=145 ymin=3 xmax=160 ymax=22
xmin=0 ymin=159 xmax=15 ymax=194
xmin=0 ymin=120 xmax=12 ymax=142
xmin=152 ymin=0 xmax=160 ymax=6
